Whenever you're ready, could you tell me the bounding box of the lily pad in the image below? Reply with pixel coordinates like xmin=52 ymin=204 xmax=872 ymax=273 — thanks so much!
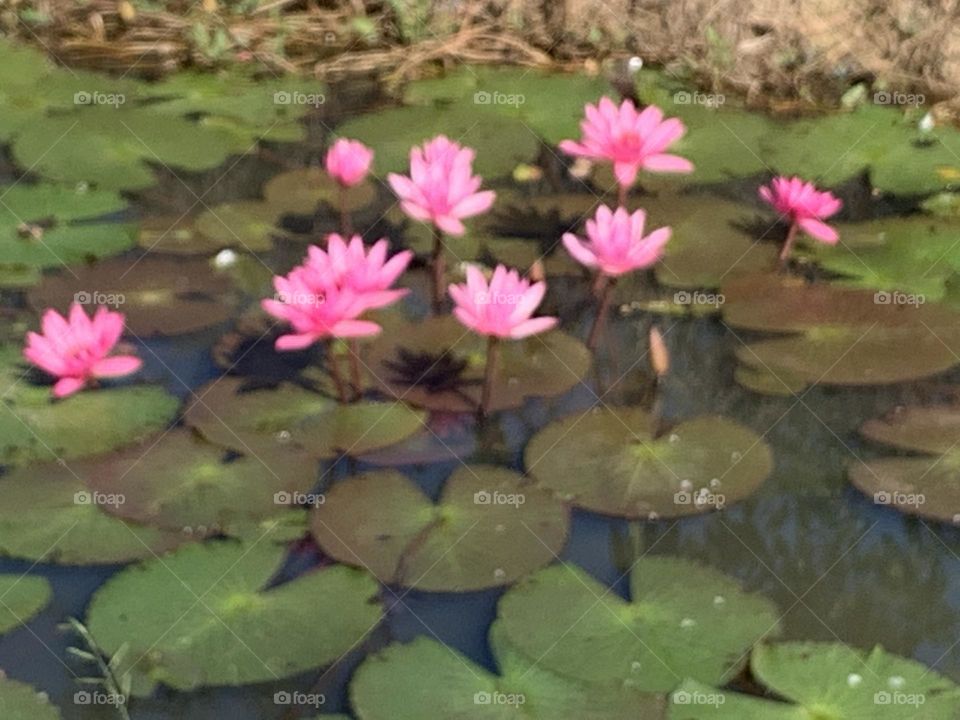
xmin=27 ymin=255 xmax=240 ymax=336
xmin=311 ymin=466 xmax=569 ymax=591
xmin=0 ymin=676 xmax=62 ymax=720
xmin=525 ymin=408 xmax=772 ymax=518
xmin=263 ymin=168 xmax=376 ymax=215
xmin=0 ymin=350 xmax=179 ymax=464
xmin=0 ymin=183 xmax=134 ymax=281
xmin=194 ymin=201 xmax=283 ymax=252
xmin=81 ymin=430 xmax=317 ymax=536
xmin=733 ymin=354 xmax=809 ymax=396
xmin=184 ymin=377 xmax=425 ymax=459
xmin=0 ymin=460 xmax=188 ymax=564
xmin=138 ymin=214 xmax=225 ymax=256
xmin=0 ymin=575 xmax=52 ymax=633
xmin=11 ymin=106 xmax=239 ymax=191
xmin=497 ymin=559 xmax=781 ymax=691
xmin=350 ymin=630 xmax=664 ymax=720
xmin=366 ymin=315 xmax=591 ymax=413
xmin=670 ymin=643 xmax=960 ymax=719
xmin=86 ymin=541 xmax=382 ymax=693
xmin=337 ymin=103 xmax=538 ymax=178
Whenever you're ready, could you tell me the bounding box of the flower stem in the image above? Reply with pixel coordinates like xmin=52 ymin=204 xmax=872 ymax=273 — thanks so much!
xmin=479 ymin=335 xmax=500 ymax=417
xmin=326 ymin=340 xmax=349 ymax=403
xmin=587 ymin=275 xmax=616 ymax=350
xmin=618 ymin=183 xmax=628 ymax=208
xmin=348 ymin=338 xmax=362 ymax=399
xmin=778 ymin=221 xmax=799 ymax=270
xmin=339 ymin=185 xmax=352 ymax=235
xmin=431 ymin=226 xmax=446 ymax=311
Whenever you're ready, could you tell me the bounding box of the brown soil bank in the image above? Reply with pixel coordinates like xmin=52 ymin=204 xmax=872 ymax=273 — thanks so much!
xmin=2 ymin=0 xmax=957 ymax=107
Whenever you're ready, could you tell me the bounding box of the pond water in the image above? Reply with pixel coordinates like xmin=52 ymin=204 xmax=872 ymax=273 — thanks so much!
xmin=2 ymin=48 xmax=960 ymax=720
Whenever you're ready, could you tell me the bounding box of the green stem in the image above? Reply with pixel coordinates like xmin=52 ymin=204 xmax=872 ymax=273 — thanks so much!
xmin=327 ymin=340 xmax=349 ymax=403
xmin=480 ymin=335 xmax=500 ymax=417
xmin=348 ymin=338 xmax=362 ymax=399
xmin=779 ymin=221 xmax=799 ymax=270
xmin=587 ymin=275 xmax=615 ymax=350
xmin=432 ymin=226 xmax=446 ymax=311
xmin=339 ymin=185 xmax=352 ymax=236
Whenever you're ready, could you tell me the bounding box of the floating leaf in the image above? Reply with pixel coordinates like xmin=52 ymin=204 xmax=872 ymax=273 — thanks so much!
xmin=350 ymin=631 xmax=664 ymax=720
xmin=263 ymin=168 xmax=376 ymax=215
xmin=670 ymin=643 xmax=960 ymax=719
xmin=184 ymin=377 xmax=425 ymax=458
xmin=525 ymin=408 xmax=772 ymax=518
xmin=498 ymin=559 xmax=780 ymax=691
xmin=337 ymin=104 xmax=538 ymax=178
xmin=86 ymin=542 xmax=382 ymax=693
xmin=0 ymin=676 xmax=62 ymax=720
xmin=0 ymin=575 xmax=52 ymax=633
xmin=28 ymin=255 xmax=240 ymax=336
xmin=311 ymin=466 xmax=569 ymax=591
xmin=0 ymin=460 xmax=188 ymax=564
xmin=366 ymin=315 xmax=590 ymax=413
xmin=138 ymin=214 xmax=226 ymax=255
xmin=82 ymin=430 xmax=317 ymax=536
xmin=194 ymin=201 xmax=283 ymax=252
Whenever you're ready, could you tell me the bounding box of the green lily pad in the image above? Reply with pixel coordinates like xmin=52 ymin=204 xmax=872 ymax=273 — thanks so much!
xmin=311 ymin=466 xmax=569 ymax=591
xmin=404 ymin=66 xmax=610 ymax=145
xmin=0 ymin=460 xmax=188 ymax=564
xmin=81 ymin=430 xmax=317 ymax=536
xmin=525 ymin=408 xmax=772 ymax=518
xmin=138 ymin=214 xmax=225 ymax=255
xmin=0 ymin=676 xmax=62 ymax=720
xmin=11 ymin=106 xmax=239 ymax=191
xmin=733 ymin=353 xmax=809 ymax=396
xmin=27 ymin=255 xmax=240 ymax=336
xmin=184 ymin=377 xmax=425 ymax=459
xmin=194 ymin=201 xmax=283 ymax=252
xmin=497 ymin=559 xmax=781 ymax=692
xmin=0 ymin=575 xmax=52 ymax=633
xmin=350 ymin=630 xmax=665 ymax=720
xmin=337 ymin=103 xmax=538 ymax=178
xmin=263 ymin=168 xmax=376 ymax=215
xmin=366 ymin=315 xmax=591 ymax=413
xmin=0 ymin=351 xmax=179 ymax=464
xmin=0 ymin=183 xmax=134 ymax=277
xmin=762 ymin=103 xmax=960 ymax=195
xmin=86 ymin=542 xmax=383 ymax=693
xmin=860 ymin=406 xmax=960 ymax=455
xmin=670 ymin=643 xmax=960 ymax=718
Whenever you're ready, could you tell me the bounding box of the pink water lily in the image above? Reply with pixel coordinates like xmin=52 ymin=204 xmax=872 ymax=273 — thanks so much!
xmin=563 ymin=205 xmax=672 ymax=277
xmin=759 ymin=175 xmax=842 ymax=244
xmin=449 ymin=264 xmax=558 ymax=340
xmin=449 ymin=264 xmax=557 ymax=415
xmin=387 ymin=136 xmax=496 ymax=236
xmin=306 ymin=234 xmax=413 ymax=311
xmin=23 ymin=304 xmax=142 ymax=398
xmin=325 ymin=138 xmax=373 ymax=188
xmin=262 ymin=266 xmax=380 ymax=352
xmin=560 ymin=97 xmax=693 ymax=197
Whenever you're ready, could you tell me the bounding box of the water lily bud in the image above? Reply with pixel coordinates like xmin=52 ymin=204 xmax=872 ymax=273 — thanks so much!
xmin=649 ymin=326 xmax=669 ymax=378
xmin=119 ymin=1 xmax=136 ymax=22
xmin=528 ymin=259 xmax=546 ymax=284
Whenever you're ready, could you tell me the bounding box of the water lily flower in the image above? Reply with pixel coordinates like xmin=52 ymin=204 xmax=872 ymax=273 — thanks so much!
xmin=325 ymin=138 xmax=373 ymax=188
xmin=562 ymin=205 xmax=671 ymax=277
xmin=388 ymin=136 xmax=496 ymax=308
xmin=23 ymin=304 xmax=142 ymax=398
xmin=448 ymin=264 xmax=557 ymax=415
xmin=306 ymin=234 xmax=413 ymax=311
xmin=759 ymin=175 xmax=842 ymax=266
xmin=560 ymin=97 xmax=693 ymax=202
xmin=563 ymin=205 xmax=672 ymax=348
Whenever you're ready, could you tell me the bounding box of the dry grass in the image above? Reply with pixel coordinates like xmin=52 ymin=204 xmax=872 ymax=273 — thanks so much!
xmin=2 ymin=0 xmax=958 ymax=106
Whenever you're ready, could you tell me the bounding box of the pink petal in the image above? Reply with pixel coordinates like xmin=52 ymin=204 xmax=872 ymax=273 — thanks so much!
xmin=509 ymin=316 xmax=559 ymax=340
xmin=276 ymin=333 xmax=318 ymax=351
xmin=52 ymin=377 xmax=86 ymax=398
xmin=642 ymin=154 xmax=694 ymax=173
xmin=435 ymin=214 xmax=466 ymax=236
xmin=330 ymin=319 xmax=382 ymax=338
xmin=92 ymin=355 xmax=142 ymax=378
xmin=562 ymin=233 xmax=598 ymax=269
xmin=451 ymin=190 xmax=496 ymax=219
xmin=798 ymin=217 xmax=839 ymax=244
